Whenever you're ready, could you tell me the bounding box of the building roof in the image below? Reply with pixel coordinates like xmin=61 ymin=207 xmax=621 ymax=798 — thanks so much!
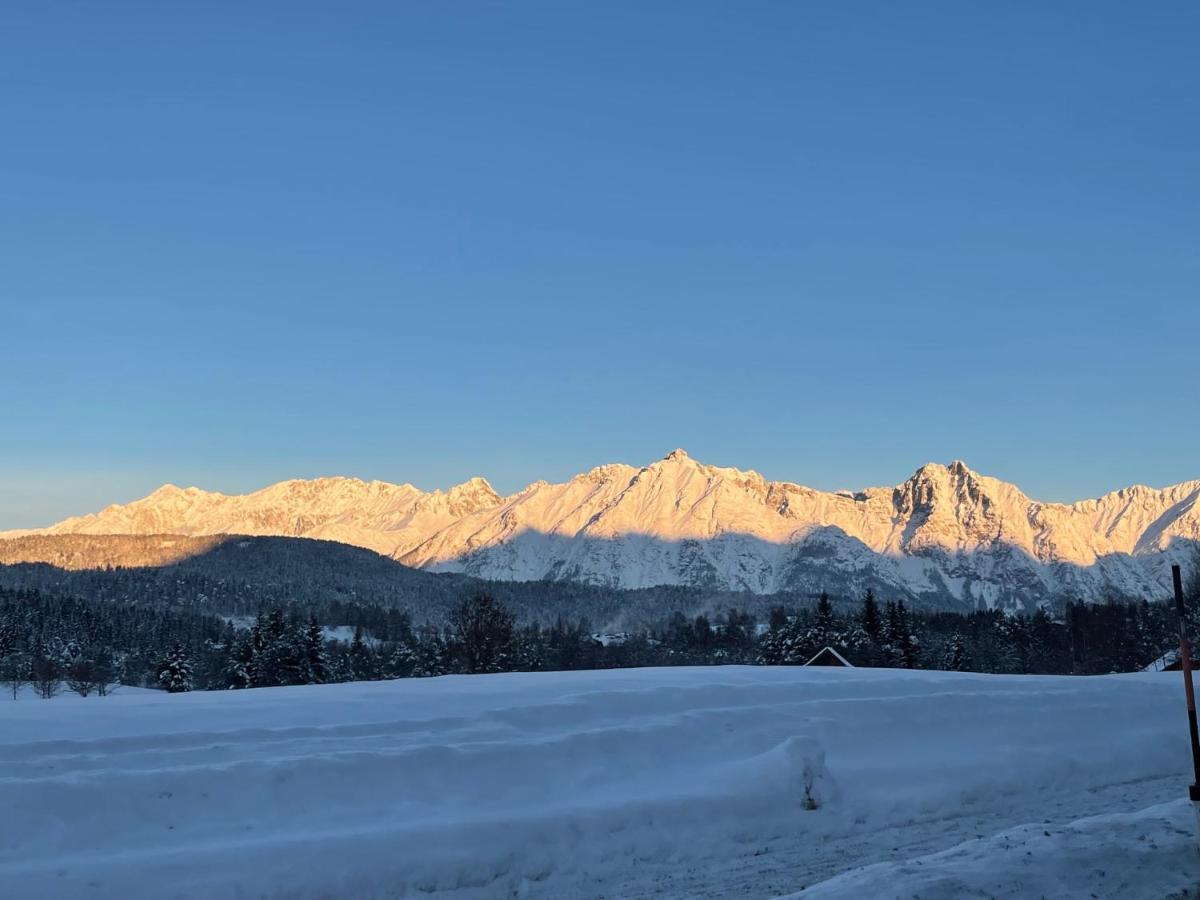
xmin=804 ymin=646 xmax=854 ymax=667
xmin=1144 ymin=647 xmax=1182 ymax=672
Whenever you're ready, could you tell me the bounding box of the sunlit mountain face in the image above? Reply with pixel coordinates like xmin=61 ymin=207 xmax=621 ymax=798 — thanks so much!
xmin=7 ymin=450 xmax=1198 ymax=611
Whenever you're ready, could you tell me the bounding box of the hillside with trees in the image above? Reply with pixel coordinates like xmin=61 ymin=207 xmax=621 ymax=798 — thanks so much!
xmin=2 ymin=572 xmax=1196 ymax=698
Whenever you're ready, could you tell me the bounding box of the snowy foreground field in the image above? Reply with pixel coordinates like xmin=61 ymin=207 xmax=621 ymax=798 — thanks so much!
xmin=3 ymin=667 xmax=1200 ymax=899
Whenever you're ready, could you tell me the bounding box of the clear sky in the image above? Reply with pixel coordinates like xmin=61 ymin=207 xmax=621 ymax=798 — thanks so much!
xmin=2 ymin=1 xmax=1197 ymax=528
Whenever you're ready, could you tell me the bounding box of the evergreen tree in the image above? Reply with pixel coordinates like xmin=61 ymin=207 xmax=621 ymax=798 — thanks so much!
xmin=348 ymin=626 xmax=380 ymax=681
xmin=157 ymin=643 xmax=193 ymax=693
xmin=0 ymin=621 xmax=17 ymax=660
xmin=255 ymin=609 xmax=307 ymax=686
xmin=511 ymin=625 xmax=546 ymax=672
xmin=325 ymin=644 xmax=353 ymax=683
xmin=303 ymin=618 xmax=329 ymax=684
xmin=886 ymin=600 xmax=919 ymax=668
xmin=225 ymin=633 xmax=255 ymax=689
xmin=245 ymin=614 xmax=268 ymax=687
xmin=861 ymin=589 xmax=882 ymax=644
xmin=880 ymin=600 xmax=901 ymax=666
xmin=756 ymin=622 xmax=786 ymax=665
xmin=940 ymin=631 xmax=969 ymax=671
xmin=900 ymin=601 xmax=921 ymax=668
xmin=999 ymin=615 xmax=1029 ymax=673
xmin=385 ymin=641 xmax=420 ymax=678
xmin=720 ymin=608 xmax=756 ymax=657
xmin=412 ymin=629 xmax=449 ymax=677
xmin=813 ymin=592 xmax=835 ymax=646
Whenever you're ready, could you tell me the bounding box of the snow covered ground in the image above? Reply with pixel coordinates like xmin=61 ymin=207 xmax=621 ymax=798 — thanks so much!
xmin=2 ymin=684 xmax=158 ymax=701
xmin=1 ymin=666 xmax=1198 ymax=899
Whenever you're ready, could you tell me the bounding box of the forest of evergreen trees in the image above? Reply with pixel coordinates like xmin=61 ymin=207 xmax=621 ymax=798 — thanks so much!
xmin=1 ymin=571 xmax=1196 ymax=696
xmin=0 ymin=534 xmax=812 ymax=629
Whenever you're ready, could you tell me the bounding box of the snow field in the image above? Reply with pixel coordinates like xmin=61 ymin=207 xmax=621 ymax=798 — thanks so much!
xmin=0 ymin=665 xmax=1195 ymax=898
xmin=787 ymin=799 xmax=1200 ymax=900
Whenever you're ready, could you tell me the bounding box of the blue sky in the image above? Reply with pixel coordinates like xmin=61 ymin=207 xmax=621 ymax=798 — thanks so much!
xmin=2 ymin=1 xmax=1197 ymax=527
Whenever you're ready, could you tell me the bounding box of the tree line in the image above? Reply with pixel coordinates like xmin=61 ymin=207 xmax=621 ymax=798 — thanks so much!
xmin=756 ymin=590 xmax=1187 ymax=674
xmin=2 ymin=576 xmax=1198 ymax=697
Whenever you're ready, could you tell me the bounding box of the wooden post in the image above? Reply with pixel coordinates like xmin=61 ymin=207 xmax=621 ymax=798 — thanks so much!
xmin=1172 ymin=563 xmax=1200 ymax=850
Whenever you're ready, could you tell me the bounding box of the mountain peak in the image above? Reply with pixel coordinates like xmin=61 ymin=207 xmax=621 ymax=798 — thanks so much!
xmin=664 ymin=448 xmax=690 ymax=462
xmin=908 ymin=460 xmax=977 ymax=482
xmin=447 ymin=475 xmax=496 ymax=497
xmin=442 ymin=476 xmax=502 ymax=514
xmin=907 ymin=461 xmax=950 ymax=482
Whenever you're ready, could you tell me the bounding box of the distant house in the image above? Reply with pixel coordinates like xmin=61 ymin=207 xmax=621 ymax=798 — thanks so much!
xmin=1144 ymin=648 xmax=1183 ymax=672
xmin=804 ymin=646 xmax=853 ymax=668
xmin=590 ymin=632 xmax=630 ymax=647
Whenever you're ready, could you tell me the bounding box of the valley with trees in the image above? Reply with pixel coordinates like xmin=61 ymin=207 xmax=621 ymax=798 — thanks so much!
xmin=1 ymin=536 xmax=1195 ymax=698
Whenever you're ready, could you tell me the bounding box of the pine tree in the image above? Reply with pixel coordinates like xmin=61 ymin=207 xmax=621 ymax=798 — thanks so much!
xmin=246 ymin=614 xmax=268 ymax=687
xmin=257 ymin=609 xmax=307 ymax=686
xmin=157 ymin=644 xmax=193 ymax=693
xmin=385 ymin=641 xmax=420 ymax=679
xmin=894 ymin=600 xmax=920 ymax=668
xmin=861 ymin=589 xmax=882 ymax=644
xmin=302 ymin=619 xmax=329 ymax=684
xmin=998 ymin=615 xmax=1028 ymax=673
xmin=348 ymin=626 xmax=380 ymax=681
xmin=0 ymin=621 xmax=17 ymax=660
xmin=756 ymin=623 xmax=786 ymax=665
xmin=326 ymin=645 xmax=353 ymax=683
xmin=511 ymin=626 xmax=545 ymax=672
xmin=813 ymin=591 xmax=835 ymax=647
xmin=225 ymin=633 xmax=255 ymax=689
xmin=941 ymin=632 xmax=969 ymax=671
xmin=758 ymin=612 xmax=811 ymax=665
xmin=880 ymin=600 xmax=901 ymax=666
xmin=412 ymin=631 xmax=449 ymax=677
xmin=1022 ymin=609 xmax=1052 ymax=673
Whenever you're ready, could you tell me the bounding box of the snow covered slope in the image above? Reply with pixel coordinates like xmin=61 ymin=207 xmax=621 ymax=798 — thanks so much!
xmin=0 ymin=666 xmax=1194 ymax=899
xmin=7 ymin=450 xmax=1199 ymax=609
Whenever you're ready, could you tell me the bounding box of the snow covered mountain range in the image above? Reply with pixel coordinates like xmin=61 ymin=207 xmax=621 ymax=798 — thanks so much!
xmin=5 ymin=450 xmax=1198 ymax=610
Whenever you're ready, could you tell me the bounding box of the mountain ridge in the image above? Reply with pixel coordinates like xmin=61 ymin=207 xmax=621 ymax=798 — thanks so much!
xmin=5 ymin=451 xmax=1198 ymax=610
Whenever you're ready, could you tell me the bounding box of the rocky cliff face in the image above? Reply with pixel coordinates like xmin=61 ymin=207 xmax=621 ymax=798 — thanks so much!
xmin=7 ymin=450 xmax=1198 ymax=610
